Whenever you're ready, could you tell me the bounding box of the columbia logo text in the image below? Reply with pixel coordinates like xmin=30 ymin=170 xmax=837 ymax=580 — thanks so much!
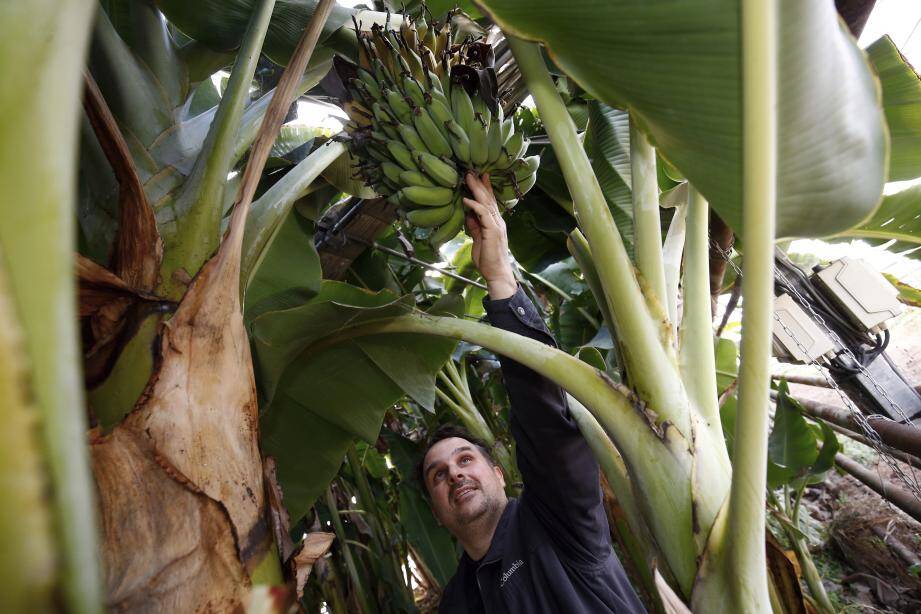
xmin=500 ymin=560 xmax=524 ymax=587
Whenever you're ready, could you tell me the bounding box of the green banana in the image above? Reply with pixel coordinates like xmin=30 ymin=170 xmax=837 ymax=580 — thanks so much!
xmin=444 ymin=119 xmax=472 ymax=164
xmin=450 ymin=85 xmax=476 ymax=133
xmin=378 ymin=121 xmax=400 ymax=140
xmin=402 ymin=75 xmax=427 ymax=107
xmin=381 ymin=162 xmax=404 ymax=184
xmin=500 ymin=116 xmax=515 ymax=143
xmin=384 ymin=89 xmax=413 ymax=122
xmin=486 ymin=114 xmax=504 ymax=166
xmin=515 ymin=170 xmax=538 ymax=195
xmin=493 ymin=181 xmax=518 ymax=202
xmin=426 ymin=97 xmax=454 ymax=139
xmin=513 ymin=155 xmax=541 ymax=180
xmin=429 ymin=201 xmax=465 ymax=247
xmin=469 ymin=114 xmax=489 ymax=167
xmin=401 ymin=185 xmax=455 ymax=207
xmin=414 ymin=150 xmax=460 ymax=188
xmin=399 ymin=169 xmax=437 ymax=187
xmin=372 ymin=101 xmax=395 ymax=126
xmin=396 ymin=123 xmax=428 ymax=154
xmin=357 ymin=68 xmax=381 ymax=99
xmin=406 ymin=201 xmax=456 ymax=227
xmin=386 ymin=140 xmax=418 ymax=171
xmin=472 ymin=95 xmax=491 ymax=123
xmin=412 ymin=107 xmax=453 ymax=158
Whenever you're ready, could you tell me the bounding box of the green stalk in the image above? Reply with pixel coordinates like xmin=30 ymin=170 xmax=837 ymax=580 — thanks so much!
xmin=629 ymin=118 xmax=668 ymax=308
xmin=509 ymin=38 xmax=690 ymax=433
xmin=692 ymin=1 xmax=776 ymax=610
xmin=0 ymin=258 xmax=55 ymax=612
xmin=567 ymin=395 xmax=671 ymax=608
xmin=788 ymin=525 xmax=834 ymax=613
xmin=325 ymin=486 xmax=376 ymax=614
xmin=240 ymin=141 xmax=345 ymax=290
xmin=0 ymin=2 xmax=103 ymax=611
xmin=661 ymin=204 xmax=687 ymax=341
xmin=159 ymin=0 xmax=277 ymax=300
xmin=436 ymin=367 xmax=518 ymax=486
xmin=326 ymin=313 xmax=709 ymax=592
xmin=678 ymin=186 xmax=725 ymax=448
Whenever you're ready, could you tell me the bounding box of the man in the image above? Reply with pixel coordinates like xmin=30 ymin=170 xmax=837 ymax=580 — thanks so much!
xmin=418 ymin=173 xmax=646 ymax=613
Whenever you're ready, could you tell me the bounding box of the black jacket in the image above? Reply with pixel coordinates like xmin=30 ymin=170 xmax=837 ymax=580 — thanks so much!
xmin=438 ymin=288 xmax=646 ymax=613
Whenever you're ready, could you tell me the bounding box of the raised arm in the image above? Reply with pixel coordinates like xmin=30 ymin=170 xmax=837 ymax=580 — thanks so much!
xmin=462 ymin=173 xmax=611 ymax=564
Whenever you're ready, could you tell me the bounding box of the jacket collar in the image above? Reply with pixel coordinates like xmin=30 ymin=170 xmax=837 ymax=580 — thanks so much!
xmin=458 ymin=498 xmax=518 ymax=570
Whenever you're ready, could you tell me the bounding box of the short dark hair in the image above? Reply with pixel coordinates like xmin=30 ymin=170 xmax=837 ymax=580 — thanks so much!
xmin=416 ymin=424 xmax=497 ymax=494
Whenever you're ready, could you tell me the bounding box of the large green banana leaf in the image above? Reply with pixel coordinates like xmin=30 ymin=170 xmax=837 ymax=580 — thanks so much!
xmin=830 ymin=183 xmax=921 ymax=260
xmin=252 ymin=285 xmax=461 ymax=520
xmin=478 ymin=0 xmax=887 ymax=238
xmin=583 ymin=101 xmax=633 ymax=251
xmin=156 ymin=0 xmax=352 ymax=64
xmin=0 ymin=1 xmax=102 ymax=611
xmin=866 ymin=35 xmax=921 ymax=182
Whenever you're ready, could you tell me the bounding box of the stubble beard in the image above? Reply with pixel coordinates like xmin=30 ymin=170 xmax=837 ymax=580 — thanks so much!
xmin=454 ymin=486 xmax=502 ymax=527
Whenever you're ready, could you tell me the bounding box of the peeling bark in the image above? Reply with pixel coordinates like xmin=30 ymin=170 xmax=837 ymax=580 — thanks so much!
xmin=91 ymin=427 xmax=249 ymax=612
xmin=79 ymin=71 xmax=164 ymax=385
xmin=293 ymin=533 xmax=336 ymax=599
xmin=82 ymin=71 xmax=162 ymax=291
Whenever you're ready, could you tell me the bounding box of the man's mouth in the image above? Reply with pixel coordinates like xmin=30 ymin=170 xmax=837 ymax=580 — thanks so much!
xmin=452 ymin=484 xmax=477 ymax=505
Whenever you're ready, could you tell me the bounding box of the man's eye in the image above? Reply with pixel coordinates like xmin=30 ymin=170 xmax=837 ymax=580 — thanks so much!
xmin=434 ymin=470 xmax=445 ymax=481
xmin=460 ymin=456 xmax=471 ymax=465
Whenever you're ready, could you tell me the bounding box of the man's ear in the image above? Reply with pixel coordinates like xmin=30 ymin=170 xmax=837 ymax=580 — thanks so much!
xmin=493 ymin=464 xmax=506 ymax=488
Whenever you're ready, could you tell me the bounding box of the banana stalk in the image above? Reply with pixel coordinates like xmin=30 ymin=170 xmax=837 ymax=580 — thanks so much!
xmin=691 ymin=1 xmax=777 ymax=610
xmin=629 ymin=118 xmax=668 ymax=308
xmin=0 ymin=1 xmax=102 ymax=611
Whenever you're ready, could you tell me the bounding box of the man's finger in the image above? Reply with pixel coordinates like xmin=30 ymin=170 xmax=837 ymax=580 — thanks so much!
xmin=482 ymin=172 xmax=496 ymax=201
xmin=465 ymin=171 xmax=494 ymax=208
xmin=465 ymin=211 xmax=482 ymax=241
xmin=463 ymin=197 xmax=500 ymax=230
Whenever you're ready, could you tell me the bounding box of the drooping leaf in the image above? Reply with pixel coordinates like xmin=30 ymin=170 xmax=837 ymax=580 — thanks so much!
xmin=866 ymin=35 xmax=921 ymax=181
xmin=480 ymin=0 xmax=887 ymax=238
xmin=830 ymin=184 xmax=921 ymax=260
xmin=583 ymin=101 xmax=633 ymax=250
xmin=156 ymin=0 xmax=352 ymax=66
xmin=244 ymin=206 xmax=322 ymax=321
xmin=252 ymin=283 xmax=459 ymax=519
xmin=576 ymin=346 xmax=607 ymax=371
xmin=767 ymin=381 xmax=819 ymax=489
xmin=883 ymin=272 xmax=921 ymax=307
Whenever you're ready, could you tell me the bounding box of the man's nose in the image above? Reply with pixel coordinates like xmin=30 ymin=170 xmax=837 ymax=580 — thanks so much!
xmin=447 ymin=463 xmax=466 ymax=483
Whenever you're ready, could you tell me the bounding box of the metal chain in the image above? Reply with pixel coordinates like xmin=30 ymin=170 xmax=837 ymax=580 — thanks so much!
xmin=710 ymin=239 xmax=921 ymax=501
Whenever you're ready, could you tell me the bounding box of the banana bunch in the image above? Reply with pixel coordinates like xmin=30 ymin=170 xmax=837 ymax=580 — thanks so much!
xmin=338 ymin=9 xmax=536 ymax=246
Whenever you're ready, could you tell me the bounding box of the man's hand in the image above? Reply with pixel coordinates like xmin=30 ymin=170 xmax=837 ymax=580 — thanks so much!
xmin=463 ymin=172 xmax=517 ymax=300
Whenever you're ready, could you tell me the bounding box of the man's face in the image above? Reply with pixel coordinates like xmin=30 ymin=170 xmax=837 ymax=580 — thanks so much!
xmin=422 ymin=437 xmax=507 ymax=532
